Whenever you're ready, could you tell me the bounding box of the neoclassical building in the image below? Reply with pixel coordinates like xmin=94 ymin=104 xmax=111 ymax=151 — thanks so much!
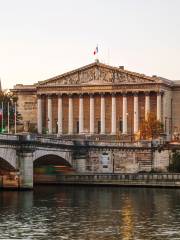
xmin=13 ymin=60 xmax=180 ymax=140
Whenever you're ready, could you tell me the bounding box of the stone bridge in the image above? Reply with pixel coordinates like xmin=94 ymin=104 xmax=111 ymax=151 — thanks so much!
xmin=0 ymin=134 xmax=172 ymax=189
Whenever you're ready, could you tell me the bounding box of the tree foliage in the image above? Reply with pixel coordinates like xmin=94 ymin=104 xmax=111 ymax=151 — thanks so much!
xmin=168 ymin=151 xmax=180 ymax=173
xmin=0 ymin=90 xmax=22 ymax=132
xmin=140 ymin=112 xmax=163 ymax=140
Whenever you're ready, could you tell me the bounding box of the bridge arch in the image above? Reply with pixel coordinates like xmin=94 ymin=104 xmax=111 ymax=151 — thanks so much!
xmin=33 ymin=154 xmax=75 ymax=177
xmin=34 ymin=154 xmax=72 ymax=167
xmin=0 ymin=147 xmax=17 ymax=170
xmin=33 ymin=149 xmax=73 ymax=165
xmin=0 ymin=157 xmax=16 ymax=173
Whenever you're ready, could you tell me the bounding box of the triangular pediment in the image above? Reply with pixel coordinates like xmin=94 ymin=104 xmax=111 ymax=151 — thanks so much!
xmin=38 ymin=62 xmax=164 ymax=87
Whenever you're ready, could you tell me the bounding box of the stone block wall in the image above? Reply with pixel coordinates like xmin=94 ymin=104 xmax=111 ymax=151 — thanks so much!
xmin=16 ymin=92 xmax=37 ymax=131
xmin=84 ymin=147 xmax=170 ymax=174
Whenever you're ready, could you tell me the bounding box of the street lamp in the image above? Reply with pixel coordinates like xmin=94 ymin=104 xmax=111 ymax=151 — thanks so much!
xmin=112 ymin=151 xmax=115 ymax=173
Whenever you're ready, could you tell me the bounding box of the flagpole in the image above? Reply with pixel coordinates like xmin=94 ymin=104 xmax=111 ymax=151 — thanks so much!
xmin=14 ymin=102 xmax=17 ymax=134
xmin=1 ymin=102 xmax=3 ymax=133
xmin=7 ymin=102 xmax=9 ymax=134
xmin=97 ymin=44 xmax=99 ymax=61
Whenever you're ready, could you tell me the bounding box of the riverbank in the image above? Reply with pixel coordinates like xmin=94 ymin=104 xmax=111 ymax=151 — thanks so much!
xmin=35 ymin=173 xmax=180 ymax=188
xmin=2 ymin=173 xmax=180 ymax=189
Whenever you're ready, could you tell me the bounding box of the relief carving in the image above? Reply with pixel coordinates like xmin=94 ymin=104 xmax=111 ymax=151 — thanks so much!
xmin=42 ymin=65 xmax=155 ymax=86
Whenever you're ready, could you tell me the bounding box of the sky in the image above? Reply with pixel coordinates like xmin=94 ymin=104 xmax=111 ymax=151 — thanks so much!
xmin=0 ymin=0 xmax=180 ymax=89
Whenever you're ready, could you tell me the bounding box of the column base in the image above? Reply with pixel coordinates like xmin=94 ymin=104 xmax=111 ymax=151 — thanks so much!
xmin=57 ymin=133 xmax=63 ymax=137
xmin=111 ymin=132 xmax=116 ymax=135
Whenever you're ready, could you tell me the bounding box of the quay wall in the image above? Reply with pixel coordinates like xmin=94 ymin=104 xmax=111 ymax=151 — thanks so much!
xmin=35 ymin=173 xmax=180 ymax=188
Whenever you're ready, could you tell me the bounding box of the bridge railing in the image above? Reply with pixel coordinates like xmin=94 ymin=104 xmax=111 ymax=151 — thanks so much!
xmin=36 ymin=136 xmax=74 ymax=145
xmin=0 ymin=134 xmax=19 ymax=141
xmin=0 ymin=133 xmax=164 ymax=149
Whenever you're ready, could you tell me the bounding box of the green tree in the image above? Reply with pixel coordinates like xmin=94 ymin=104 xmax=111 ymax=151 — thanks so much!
xmin=0 ymin=91 xmax=22 ymax=133
xmin=168 ymin=151 xmax=180 ymax=172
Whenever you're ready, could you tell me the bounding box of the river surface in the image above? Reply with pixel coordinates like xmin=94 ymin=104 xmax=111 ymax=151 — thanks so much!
xmin=0 ymin=186 xmax=180 ymax=239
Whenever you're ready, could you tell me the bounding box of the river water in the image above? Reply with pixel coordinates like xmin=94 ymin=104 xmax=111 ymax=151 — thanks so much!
xmin=0 ymin=186 xmax=180 ymax=239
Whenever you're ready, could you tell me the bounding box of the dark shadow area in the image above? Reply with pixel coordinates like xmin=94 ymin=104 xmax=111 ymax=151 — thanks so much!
xmin=0 ymin=158 xmax=15 ymax=173
xmin=34 ymin=154 xmax=72 ymax=167
xmin=0 ymin=158 xmax=18 ymax=188
xmin=34 ymin=154 xmax=75 ymax=184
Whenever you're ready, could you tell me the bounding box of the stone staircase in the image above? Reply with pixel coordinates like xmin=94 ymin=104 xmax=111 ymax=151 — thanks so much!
xmin=137 ymin=151 xmax=152 ymax=172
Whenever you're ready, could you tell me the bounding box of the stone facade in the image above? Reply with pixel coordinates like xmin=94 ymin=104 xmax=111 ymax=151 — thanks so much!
xmin=12 ymin=60 xmax=180 ymax=139
xmin=84 ymin=149 xmax=169 ymax=173
xmin=12 ymin=84 xmax=37 ymax=131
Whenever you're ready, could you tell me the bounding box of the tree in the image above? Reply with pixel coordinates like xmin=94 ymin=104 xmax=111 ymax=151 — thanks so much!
xmin=168 ymin=151 xmax=180 ymax=172
xmin=140 ymin=112 xmax=163 ymax=140
xmin=0 ymin=90 xmax=22 ymax=133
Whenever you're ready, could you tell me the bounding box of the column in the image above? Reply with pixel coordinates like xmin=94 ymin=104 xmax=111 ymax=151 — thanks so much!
xmin=37 ymin=95 xmax=42 ymax=134
xmin=79 ymin=95 xmax=84 ymax=134
xmin=145 ymin=92 xmax=150 ymax=120
xmin=57 ymin=94 xmax=63 ymax=135
xmin=101 ymin=94 xmax=105 ymax=134
xmin=89 ymin=94 xmax=94 ymax=134
xmin=68 ymin=95 xmax=73 ymax=134
xmin=122 ymin=93 xmax=127 ymax=134
xmin=134 ymin=93 xmax=139 ymax=133
xmin=47 ymin=95 xmax=52 ymax=134
xmin=111 ymin=93 xmax=116 ymax=134
xmin=157 ymin=92 xmax=162 ymax=121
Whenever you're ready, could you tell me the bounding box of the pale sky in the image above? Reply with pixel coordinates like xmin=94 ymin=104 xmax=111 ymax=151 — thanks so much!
xmin=0 ymin=0 xmax=180 ymax=89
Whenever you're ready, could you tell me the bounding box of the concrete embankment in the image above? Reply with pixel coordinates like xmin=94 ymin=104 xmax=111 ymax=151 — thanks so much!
xmin=36 ymin=173 xmax=180 ymax=188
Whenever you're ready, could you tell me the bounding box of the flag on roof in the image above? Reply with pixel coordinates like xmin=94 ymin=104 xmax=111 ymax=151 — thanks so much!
xmin=93 ymin=45 xmax=98 ymax=55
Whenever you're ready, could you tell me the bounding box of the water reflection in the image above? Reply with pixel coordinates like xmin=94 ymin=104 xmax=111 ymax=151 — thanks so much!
xmin=0 ymin=186 xmax=180 ymax=239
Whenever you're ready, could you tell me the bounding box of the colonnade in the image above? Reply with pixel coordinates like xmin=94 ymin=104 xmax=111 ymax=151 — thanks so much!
xmin=37 ymin=92 xmax=162 ymax=135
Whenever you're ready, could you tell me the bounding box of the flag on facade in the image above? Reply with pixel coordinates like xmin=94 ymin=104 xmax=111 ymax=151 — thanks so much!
xmin=93 ymin=45 xmax=98 ymax=55
xmin=0 ymin=102 xmax=3 ymax=120
xmin=0 ymin=108 xmax=2 ymax=118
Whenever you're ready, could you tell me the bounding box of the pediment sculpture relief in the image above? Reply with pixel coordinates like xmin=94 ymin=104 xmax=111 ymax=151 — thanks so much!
xmin=41 ymin=65 xmax=156 ymax=86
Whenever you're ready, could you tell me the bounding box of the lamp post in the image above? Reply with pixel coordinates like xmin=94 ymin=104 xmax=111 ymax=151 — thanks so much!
xmin=7 ymin=102 xmax=9 ymax=134
xmin=1 ymin=102 xmax=3 ymax=133
xmin=112 ymin=151 xmax=115 ymax=173
xmin=14 ymin=102 xmax=17 ymax=134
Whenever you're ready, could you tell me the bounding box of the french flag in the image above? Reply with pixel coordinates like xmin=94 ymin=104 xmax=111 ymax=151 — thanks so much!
xmin=93 ymin=45 xmax=98 ymax=55
xmin=0 ymin=108 xmax=3 ymax=120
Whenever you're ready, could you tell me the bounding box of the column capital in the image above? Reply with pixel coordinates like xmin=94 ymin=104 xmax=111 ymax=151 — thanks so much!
xmin=122 ymin=92 xmax=127 ymax=97
xmin=100 ymin=92 xmax=105 ymax=97
xmin=133 ymin=92 xmax=139 ymax=97
xmin=37 ymin=94 xmax=42 ymax=99
xmin=68 ymin=93 xmax=73 ymax=98
xmin=79 ymin=93 xmax=84 ymax=98
xmin=47 ymin=94 xmax=53 ymax=99
xmin=157 ymin=90 xmax=164 ymax=96
xmin=89 ymin=93 xmax=94 ymax=98
xmin=111 ymin=92 xmax=116 ymax=97
xmin=145 ymin=91 xmax=150 ymax=96
xmin=57 ymin=93 xmax=63 ymax=97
